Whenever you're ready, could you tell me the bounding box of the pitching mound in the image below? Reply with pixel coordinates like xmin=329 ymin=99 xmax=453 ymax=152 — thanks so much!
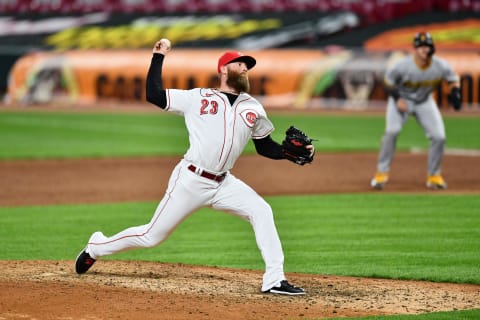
xmin=1 ymin=260 xmax=480 ymax=320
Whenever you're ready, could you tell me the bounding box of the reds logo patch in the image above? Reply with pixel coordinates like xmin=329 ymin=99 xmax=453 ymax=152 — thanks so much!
xmin=240 ymin=110 xmax=258 ymax=128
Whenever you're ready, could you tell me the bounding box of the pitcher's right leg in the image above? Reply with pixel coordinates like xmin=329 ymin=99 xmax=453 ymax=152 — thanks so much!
xmin=75 ymin=160 xmax=211 ymax=273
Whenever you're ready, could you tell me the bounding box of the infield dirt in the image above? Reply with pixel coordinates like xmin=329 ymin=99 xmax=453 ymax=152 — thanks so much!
xmin=1 ymin=151 xmax=480 ymax=319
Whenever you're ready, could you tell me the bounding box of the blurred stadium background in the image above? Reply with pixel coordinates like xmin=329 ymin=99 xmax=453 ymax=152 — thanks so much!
xmin=1 ymin=0 xmax=479 ymax=110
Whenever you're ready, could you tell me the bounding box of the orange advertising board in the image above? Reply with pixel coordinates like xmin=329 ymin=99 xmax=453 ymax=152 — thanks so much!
xmin=7 ymin=49 xmax=324 ymax=107
xmin=7 ymin=48 xmax=480 ymax=109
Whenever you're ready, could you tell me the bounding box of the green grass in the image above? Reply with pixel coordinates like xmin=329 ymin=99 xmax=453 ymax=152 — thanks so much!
xmin=332 ymin=309 xmax=480 ymax=320
xmin=271 ymin=114 xmax=480 ymax=152
xmin=0 ymin=111 xmax=187 ymax=159
xmin=1 ymin=194 xmax=479 ymax=285
xmin=1 ymin=111 xmax=479 ymax=159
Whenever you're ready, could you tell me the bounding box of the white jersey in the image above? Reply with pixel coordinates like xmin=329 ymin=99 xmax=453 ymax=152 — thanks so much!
xmin=385 ymin=55 xmax=459 ymax=104
xmin=165 ymin=88 xmax=274 ymax=173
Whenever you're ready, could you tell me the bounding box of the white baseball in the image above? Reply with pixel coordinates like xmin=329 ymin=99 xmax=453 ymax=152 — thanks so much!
xmin=160 ymin=38 xmax=171 ymax=49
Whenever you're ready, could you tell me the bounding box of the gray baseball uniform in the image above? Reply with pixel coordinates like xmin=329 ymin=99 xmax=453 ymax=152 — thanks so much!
xmin=376 ymin=54 xmax=459 ymax=175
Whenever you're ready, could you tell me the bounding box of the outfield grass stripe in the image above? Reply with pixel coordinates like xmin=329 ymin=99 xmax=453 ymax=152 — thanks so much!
xmin=1 ymin=111 xmax=479 ymax=159
xmin=1 ymin=194 xmax=478 ymax=285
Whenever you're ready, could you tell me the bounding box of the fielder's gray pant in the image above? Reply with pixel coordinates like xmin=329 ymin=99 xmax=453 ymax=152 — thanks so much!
xmin=377 ymin=96 xmax=445 ymax=175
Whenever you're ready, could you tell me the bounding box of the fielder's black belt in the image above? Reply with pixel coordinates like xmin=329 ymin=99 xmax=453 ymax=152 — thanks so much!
xmin=188 ymin=164 xmax=227 ymax=183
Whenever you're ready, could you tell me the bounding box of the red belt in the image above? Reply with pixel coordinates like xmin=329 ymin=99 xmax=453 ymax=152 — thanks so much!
xmin=188 ymin=165 xmax=227 ymax=183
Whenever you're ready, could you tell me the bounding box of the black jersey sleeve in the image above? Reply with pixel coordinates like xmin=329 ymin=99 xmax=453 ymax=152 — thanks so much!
xmin=253 ymin=135 xmax=285 ymax=160
xmin=146 ymin=53 xmax=167 ymax=109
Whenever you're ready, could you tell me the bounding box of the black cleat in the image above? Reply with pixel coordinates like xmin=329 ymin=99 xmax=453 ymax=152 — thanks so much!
xmin=75 ymin=249 xmax=96 ymax=274
xmin=263 ymin=280 xmax=305 ymax=296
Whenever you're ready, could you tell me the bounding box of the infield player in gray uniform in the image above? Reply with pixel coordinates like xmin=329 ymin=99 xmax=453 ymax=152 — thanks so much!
xmin=371 ymin=32 xmax=462 ymax=190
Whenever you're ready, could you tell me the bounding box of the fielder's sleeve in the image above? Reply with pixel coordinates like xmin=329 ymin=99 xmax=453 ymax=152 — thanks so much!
xmin=384 ymin=61 xmax=402 ymax=88
xmin=439 ymin=58 xmax=459 ymax=83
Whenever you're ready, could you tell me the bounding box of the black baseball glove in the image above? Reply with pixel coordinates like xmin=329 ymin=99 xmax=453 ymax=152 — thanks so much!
xmin=282 ymin=126 xmax=314 ymax=165
xmin=448 ymin=87 xmax=462 ymax=111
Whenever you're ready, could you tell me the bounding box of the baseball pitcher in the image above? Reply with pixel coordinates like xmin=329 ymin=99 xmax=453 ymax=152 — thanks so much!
xmin=75 ymin=39 xmax=315 ymax=295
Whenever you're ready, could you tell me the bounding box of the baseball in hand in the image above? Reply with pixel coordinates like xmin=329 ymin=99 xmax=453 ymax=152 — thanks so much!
xmin=160 ymin=38 xmax=171 ymax=49
xmin=154 ymin=38 xmax=171 ymax=54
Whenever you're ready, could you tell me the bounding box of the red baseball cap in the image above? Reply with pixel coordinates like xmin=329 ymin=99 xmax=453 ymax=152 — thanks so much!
xmin=217 ymin=51 xmax=256 ymax=73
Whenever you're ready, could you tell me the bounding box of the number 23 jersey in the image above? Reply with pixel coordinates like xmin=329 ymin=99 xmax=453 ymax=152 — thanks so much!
xmin=164 ymin=88 xmax=274 ymax=173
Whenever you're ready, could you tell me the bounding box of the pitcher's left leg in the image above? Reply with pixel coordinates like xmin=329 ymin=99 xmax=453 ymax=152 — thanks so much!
xmin=211 ymin=175 xmax=286 ymax=292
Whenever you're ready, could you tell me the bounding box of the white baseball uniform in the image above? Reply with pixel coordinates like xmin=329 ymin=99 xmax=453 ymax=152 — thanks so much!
xmin=85 ymin=87 xmax=286 ymax=291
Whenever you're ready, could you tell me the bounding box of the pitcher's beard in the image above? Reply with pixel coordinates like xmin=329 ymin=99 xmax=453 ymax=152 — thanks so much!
xmin=226 ymin=70 xmax=250 ymax=93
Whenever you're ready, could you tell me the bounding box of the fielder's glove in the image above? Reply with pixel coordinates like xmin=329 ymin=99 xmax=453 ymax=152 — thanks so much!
xmin=282 ymin=126 xmax=314 ymax=165
xmin=448 ymin=87 xmax=462 ymax=111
